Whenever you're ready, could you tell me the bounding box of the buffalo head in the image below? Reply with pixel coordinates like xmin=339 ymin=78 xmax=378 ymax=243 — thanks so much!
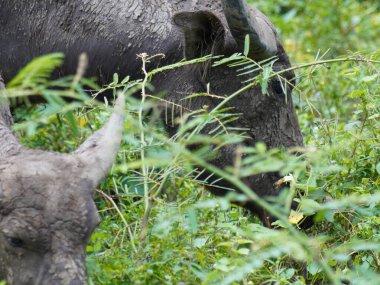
xmin=0 ymin=78 xmax=125 ymax=285
xmin=160 ymin=0 xmax=303 ymax=222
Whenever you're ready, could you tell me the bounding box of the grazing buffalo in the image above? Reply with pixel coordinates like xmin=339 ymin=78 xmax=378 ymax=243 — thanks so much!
xmin=0 ymin=0 xmax=304 ymax=283
xmin=0 ymin=0 xmax=303 ymax=219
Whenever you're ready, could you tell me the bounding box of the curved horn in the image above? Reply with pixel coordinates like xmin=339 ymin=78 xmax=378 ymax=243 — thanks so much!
xmin=222 ymin=0 xmax=278 ymax=60
xmin=75 ymin=93 xmax=125 ymax=185
xmin=0 ymin=76 xmax=21 ymax=159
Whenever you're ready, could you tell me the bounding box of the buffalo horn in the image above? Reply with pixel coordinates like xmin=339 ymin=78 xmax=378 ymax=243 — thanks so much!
xmin=75 ymin=93 xmax=125 ymax=185
xmin=222 ymin=0 xmax=278 ymax=60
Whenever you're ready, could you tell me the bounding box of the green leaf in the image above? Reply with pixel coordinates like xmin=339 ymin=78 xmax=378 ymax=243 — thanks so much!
xmin=307 ymin=261 xmax=322 ymax=276
xmin=65 ymin=111 xmax=79 ymax=136
xmin=299 ymin=199 xmax=322 ymax=215
xmin=186 ymin=208 xmax=198 ymax=234
xmin=243 ymin=35 xmax=250 ymax=57
xmin=361 ymin=74 xmax=378 ymax=83
xmin=8 ymin=53 xmax=64 ymax=88
xmin=113 ymin=73 xmax=119 ymax=84
xmin=193 ymin=238 xmax=208 ymax=249
xmin=238 ymin=248 xmax=250 ymax=255
xmin=121 ymin=76 xmax=130 ymax=84
xmin=259 ymin=64 xmax=273 ymax=95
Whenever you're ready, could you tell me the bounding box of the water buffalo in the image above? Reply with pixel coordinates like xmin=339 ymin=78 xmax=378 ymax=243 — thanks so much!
xmin=0 ymin=77 xmax=125 ymax=284
xmin=1 ymin=0 xmax=303 ymax=217
xmin=0 ymin=0 xmax=303 ymax=282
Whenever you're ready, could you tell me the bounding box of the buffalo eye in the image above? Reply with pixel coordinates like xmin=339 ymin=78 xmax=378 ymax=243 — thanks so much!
xmin=6 ymin=236 xmax=24 ymax=248
xmin=272 ymin=79 xmax=284 ymax=95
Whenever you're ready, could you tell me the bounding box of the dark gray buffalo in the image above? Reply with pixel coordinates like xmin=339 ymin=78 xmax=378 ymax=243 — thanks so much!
xmin=0 ymin=0 xmax=303 ymax=283
xmin=0 ymin=77 xmax=125 ymax=284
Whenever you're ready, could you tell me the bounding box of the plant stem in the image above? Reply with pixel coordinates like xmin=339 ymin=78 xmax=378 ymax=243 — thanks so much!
xmin=96 ymin=189 xmax=137 ymax=253
xmin=213 ymin=55 xmax=380 ymax=114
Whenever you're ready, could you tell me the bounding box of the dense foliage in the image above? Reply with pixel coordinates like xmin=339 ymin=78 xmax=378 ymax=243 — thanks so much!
xmin=4 ymin=0 xmax=380 ymax=284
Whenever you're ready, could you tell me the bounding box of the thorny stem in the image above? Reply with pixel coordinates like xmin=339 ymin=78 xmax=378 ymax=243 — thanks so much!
xmin=71 ymin=53 xmax=88 ymax=91
xmin=138 ymin=173 xmax=170 ymax=248
xmin=137 ymin=53 xmax=166 ymax=249
xmin=213 ymin=55 xmax=380 ymax=114
xmin=277 ymin=56 xmax=380 ymax=77
xmin=348 ymin=95 xmax=370 ymax=173
xmin=135 ymin=53 xmax=228 ymax=250
xmin=137 ymin=53 xmax=150 ymax=248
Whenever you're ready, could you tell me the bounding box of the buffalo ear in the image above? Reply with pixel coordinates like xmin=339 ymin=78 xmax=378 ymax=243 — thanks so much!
xmin=173 ymin=11 xmax=225 ymax=59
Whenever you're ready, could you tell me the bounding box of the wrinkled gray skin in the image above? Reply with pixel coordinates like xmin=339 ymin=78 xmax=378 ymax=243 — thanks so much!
xmin=0 ymin=0 xmax=303 ymax=282
xmin=0 ymin=75 xmax=125 ymax=284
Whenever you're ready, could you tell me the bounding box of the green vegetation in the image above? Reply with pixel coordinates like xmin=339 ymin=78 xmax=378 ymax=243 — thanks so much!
xmin=5 ymin=0 xmax=380 ymax=284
